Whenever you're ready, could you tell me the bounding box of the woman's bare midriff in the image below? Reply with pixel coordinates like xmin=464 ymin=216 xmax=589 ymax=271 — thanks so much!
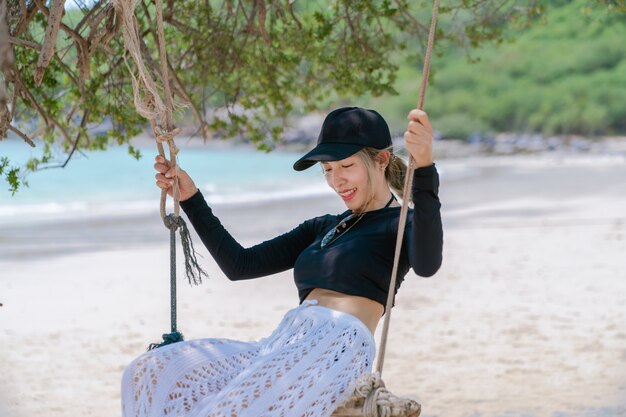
xmin=305 ymin=288 xmax=384 ymax=334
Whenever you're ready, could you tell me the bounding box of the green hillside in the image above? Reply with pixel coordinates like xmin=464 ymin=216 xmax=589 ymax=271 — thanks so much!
xmin=358 ymin=0 xmax=626 ymax=139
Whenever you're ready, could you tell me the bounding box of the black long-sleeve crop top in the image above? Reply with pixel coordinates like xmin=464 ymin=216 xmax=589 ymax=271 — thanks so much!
xmin=180 ymin=163 xmax=443 ymax=314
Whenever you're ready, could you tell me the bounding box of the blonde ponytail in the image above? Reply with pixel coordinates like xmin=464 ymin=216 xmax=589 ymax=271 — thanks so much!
xmin=385 ymin=151 xmax=408 ymax=202
xmin=355 ymin=146 xmax=411 ymax=210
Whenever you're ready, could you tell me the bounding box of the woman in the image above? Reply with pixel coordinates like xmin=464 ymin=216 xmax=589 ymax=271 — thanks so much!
xmin=121 ymin=107 xmax=443 ymax=417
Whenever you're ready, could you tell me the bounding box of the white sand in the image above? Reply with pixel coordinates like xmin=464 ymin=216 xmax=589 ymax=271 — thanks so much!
xmin=1 ymin=154 xmax=626 ymax=417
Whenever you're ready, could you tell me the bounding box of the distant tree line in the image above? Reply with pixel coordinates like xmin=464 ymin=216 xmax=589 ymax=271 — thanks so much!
xmin=355 ymin=0 xmax=626 ymax=139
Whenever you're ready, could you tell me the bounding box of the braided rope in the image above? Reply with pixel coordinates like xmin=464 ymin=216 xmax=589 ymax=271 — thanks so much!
xmin=354 ymin=373 xmax=392 ymax=417
xmin=375 ymin=0 xmax=440 ymax=378
xmin=347 ymin=0 xmax=437 ymax=409
xmin=113 ymin=0 xmax=167 ymax=121
xmin=112 ymin=0 xmax=182 ymax=222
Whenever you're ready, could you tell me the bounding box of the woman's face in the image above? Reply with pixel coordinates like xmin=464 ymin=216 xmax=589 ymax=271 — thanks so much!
xmin=322 ymin=153 xmax=383 ymax=212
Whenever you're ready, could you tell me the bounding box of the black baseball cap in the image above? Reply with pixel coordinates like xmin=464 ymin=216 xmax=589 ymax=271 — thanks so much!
xmin=293 ymin=107 xmax=393 ymax=171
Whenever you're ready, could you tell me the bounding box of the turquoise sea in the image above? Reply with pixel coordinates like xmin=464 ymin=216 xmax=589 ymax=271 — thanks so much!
xmin=0 ymin=138 xmax=330 ymax=225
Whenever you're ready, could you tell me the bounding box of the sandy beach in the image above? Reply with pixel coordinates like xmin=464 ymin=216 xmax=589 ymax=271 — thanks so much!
xmin=1 ymin=152 xmax=626 ymax=417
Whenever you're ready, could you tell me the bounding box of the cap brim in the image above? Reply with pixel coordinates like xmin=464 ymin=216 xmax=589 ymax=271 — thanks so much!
xmin=292 ymin=143 xmax=364 ymax=171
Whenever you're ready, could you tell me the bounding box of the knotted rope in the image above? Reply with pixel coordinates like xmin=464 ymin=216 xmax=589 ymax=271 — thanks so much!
xmin=112 ymin=0 xmax=207 ymax=350
xmin=154 ymin=124 xmax=181 ymax=219
xmin=354 ymin=373 xmax=392 ymax=417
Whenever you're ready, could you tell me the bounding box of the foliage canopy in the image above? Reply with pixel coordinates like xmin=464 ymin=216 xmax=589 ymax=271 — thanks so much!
xmin=0 ymin=0 xmax=585 ymax=192
xmin=424 ymin=0 xmax=626 ymax=138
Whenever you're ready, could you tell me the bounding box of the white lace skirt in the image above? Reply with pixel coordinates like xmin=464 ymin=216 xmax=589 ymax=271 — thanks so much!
xmin=121 ymin=299 xmax=376 ymax=417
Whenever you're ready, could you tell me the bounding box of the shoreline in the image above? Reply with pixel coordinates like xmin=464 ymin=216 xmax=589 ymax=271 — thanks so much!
xmin=3 ymin=152 xmax=626 ymax=261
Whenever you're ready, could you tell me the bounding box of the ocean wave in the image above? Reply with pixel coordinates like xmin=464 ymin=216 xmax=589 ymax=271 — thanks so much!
xmin=0 ymin=182 xmax=334 ymax=225
xmin=203 ymin=182 xmax=333 ymax=205
xmin=0 ymin=200 xmax=157 ymax=226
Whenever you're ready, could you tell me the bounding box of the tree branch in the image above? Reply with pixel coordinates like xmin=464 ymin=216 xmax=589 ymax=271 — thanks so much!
xmin=0 ymin=103 xmax=9 ymax=140
xmin=7 ymin=124 xmax=36 ymax=147
xmin=75 ymin=0 xmax=105 ymax=34
xmin=10 ymin=76 xmax=19 ymax=119
xmin=8 ymin=36 xmax=41 ymax=50
xmin=59 ymin=108 xmax=90 ymax=168
xmin=167 ymin=60 xmax=211 ymax=140
xmin=34 ymin=0 xmax=93 ymax=82
xmin=87 ymin=3 xmax=119 ymax=54
xmin=8 ymin=37 xmax=82 ymax=90
xmin=34 ymin=108 xmax=91 ymax=170
xmin=288 ymin=1 xmax=302 ymax=30
xmin=11 ymin=1 xmax=38 ymax=37
xmin=139 ymin=2 xmax=163 ymax=78
xmin=13 ymin=71 xmax=89 ymax=160
xmin=101 ymin=55 xmax=126 ymax=80
xmin=256 ymin=0 xmax=271 ymax=44
xmin=165 ymin=0 xmax=174 ymax=21
xmin=165 ymin=17 xmax=202 ymax=37
xmin=392 ymin=0 xmax=427 ymax=33
xmin=33 ymin=0 xmax=66 ymax=86
xmin=1 ymin=0 xmax=14 ymax=121
xmin=13 ymin=70 xmax=51 ymax=126
xmin=53 ymin=51 xmax=82 ymax=91
xmin=34 ymin=0 xmax=89 ymax=46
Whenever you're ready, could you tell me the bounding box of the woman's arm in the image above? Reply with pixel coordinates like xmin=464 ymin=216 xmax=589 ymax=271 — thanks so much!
xmin=180 ymin=191 xmax=318 ymax=280
xmin=407 ymin=164 xmax=443 ymax=277
xmin=154 ymin=155 xmax=317 ymax=280
xmin=402 ymin=109 xmax=443 ymax=277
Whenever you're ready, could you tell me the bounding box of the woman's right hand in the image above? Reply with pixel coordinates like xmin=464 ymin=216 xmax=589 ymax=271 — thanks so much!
xmin=154 ymin=155 xmax=199 ymax=202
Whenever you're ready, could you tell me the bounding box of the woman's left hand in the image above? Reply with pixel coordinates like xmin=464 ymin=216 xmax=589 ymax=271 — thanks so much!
xmin=404 ymin=109 xmax=434 ymax=168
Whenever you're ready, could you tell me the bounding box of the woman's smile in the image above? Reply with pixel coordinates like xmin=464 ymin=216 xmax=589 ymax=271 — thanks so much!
xmin=322 ymin=156 xmax=370 ymax=211
xmin=338 ymin=188 xmax=357 ymax=201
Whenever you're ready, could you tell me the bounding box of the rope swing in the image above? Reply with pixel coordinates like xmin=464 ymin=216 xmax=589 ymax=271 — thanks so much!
xmin=333 ymin=1 xmax=440 ymax=415
xmin=112 ymin=0 xmax=207 ymax=350
xmin=113 ymin=0 xmax=439 ymax=414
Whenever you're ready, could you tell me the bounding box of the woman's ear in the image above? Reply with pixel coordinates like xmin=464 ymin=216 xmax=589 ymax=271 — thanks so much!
xmin=377 ymin=150 xmax=391 ymax=169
